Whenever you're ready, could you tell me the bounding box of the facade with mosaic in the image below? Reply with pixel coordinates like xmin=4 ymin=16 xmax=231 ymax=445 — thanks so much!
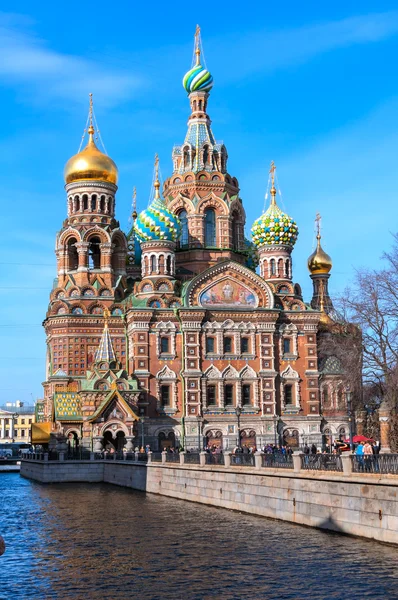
xmin=41 ymin=28 xmax=351 ymax=452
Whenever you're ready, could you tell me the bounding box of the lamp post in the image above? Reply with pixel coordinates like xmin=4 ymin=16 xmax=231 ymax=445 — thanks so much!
xmin=273 ymin=415 xmax=278 ymax=447
xmin=346 ymin=386 xmax=354 ymax=451
xmin=235 ymin=405 xmax=242 ymax=450
xmin=196 ymin=415 xmax=201 ymax=452
xmin=140 ymin=417 xmax=145 ymax=449
xmin=11 ymin=413 xmax=18 ymax=444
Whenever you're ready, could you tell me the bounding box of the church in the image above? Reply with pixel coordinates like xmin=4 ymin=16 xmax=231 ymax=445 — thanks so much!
xmin=41 ymin=29 xmax=350 ymax=452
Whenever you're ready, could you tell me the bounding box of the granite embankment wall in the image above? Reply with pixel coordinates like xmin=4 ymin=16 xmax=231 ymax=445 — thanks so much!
xmin=21 ymin=459 xmax=398 ymax=545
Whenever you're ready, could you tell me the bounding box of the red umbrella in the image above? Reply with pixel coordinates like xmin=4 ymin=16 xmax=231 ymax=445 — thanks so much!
xmin=344 ymin=435 xmax=374 ymax=443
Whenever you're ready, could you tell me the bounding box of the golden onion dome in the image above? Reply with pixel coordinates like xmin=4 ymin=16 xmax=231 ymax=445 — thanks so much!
xmin=308 ymin=235 xmax=332 ymax=274
xmin=64 ymin=125 xmax=118 ymax=185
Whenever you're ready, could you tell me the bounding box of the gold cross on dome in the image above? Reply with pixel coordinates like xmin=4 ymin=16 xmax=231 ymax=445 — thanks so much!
xmin=315 ymin=212 xmax=321 ymax=237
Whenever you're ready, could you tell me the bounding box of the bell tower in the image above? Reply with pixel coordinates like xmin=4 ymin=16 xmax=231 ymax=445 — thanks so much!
xmin=43 ymin=95 xmax=128 ymax=396
xmin=163 ymin=27 xmax=249 ymax=278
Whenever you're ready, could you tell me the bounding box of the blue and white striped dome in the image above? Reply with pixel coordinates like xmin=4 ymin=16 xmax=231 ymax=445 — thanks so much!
xmin=183 ymin=63 xmax=213 ymax=94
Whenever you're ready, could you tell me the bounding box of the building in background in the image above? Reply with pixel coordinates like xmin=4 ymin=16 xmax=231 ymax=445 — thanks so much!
xmin=0 ymin=402 xmax=35 ymax=444
xmin=41 ymin=28 xmax=352 ymax=452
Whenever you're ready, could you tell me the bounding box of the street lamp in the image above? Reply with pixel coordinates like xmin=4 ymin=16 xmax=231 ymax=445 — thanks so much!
xmin=140 ymin=417 xmax=145 ymax=449
xmin=273 ymin=415 xmax=278 ymax=447
xmin=196 ymin=415 xmax=202 ymax=452
xmin=235 ymin=405 xmax=242 ymax=450
xmin=12 ymin=413 xmax=18 ymax=444
xmin=346 ymin=385 xmax=354 ymax=451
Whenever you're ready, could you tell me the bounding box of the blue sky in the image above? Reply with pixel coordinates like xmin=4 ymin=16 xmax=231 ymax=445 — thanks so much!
xmin=1 ymin=2 xmax=398 ymax=404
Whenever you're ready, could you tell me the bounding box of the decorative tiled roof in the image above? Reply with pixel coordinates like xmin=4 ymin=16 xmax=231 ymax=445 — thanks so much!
xmin=321 ymin=356 xmax=343 ymax=374
xmin=53 ymin=392 xmax=82 ymax=421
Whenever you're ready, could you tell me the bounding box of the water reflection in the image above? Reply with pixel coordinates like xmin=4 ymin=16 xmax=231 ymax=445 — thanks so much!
xmin=0 ymin=474 xmax=397 ymax=599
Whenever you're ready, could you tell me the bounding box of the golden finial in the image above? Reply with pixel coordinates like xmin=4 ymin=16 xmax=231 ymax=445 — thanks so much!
xmin=103 ymin=307 xmax=110 ymax=325
xmin=132 ymin=187 xmax=137 ymax=220
xmin=154 ymin=153 xmax=160 ymax=198
xmin=195 ymin=24 xmax=201 ymax=66
xmin=269 ymin=160 xmax=277 ymax=205
xmin=88 ymin=92 xmax=94 ymax=137
xmin=315 ymin=212 xmax=322 ymax=243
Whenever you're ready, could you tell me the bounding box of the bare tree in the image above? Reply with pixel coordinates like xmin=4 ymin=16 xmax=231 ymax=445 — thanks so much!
xmin=334 ymin=235 xmax=398 ymax=449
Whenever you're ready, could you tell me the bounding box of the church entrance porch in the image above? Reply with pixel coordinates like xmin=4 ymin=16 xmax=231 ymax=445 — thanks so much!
xmin=240 ymin=429 xmax=256 ymax=450
xmin=158 ymin=431 xmax=176 ymax=451
xmin=205 ymin=430 xmax=223 ymax=451
xmin=103 ymin=429 xmax=126 ymax=451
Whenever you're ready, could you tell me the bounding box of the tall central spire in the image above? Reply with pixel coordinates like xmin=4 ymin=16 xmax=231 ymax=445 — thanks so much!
xmin=95 ymin=308 xmax=116 ymax=363
xmin=172 ymin=26 xmax=227 ymax=175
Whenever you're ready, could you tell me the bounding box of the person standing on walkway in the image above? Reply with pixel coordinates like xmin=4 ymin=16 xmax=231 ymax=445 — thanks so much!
xmin=363 ymin=441 xmax=374 ymax=472
xmin=355 ymin=442 xmax=365 ymax=472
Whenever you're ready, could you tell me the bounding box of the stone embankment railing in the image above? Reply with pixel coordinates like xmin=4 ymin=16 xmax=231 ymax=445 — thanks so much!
xmin=22 ymin=451 xmax=398 ymax=477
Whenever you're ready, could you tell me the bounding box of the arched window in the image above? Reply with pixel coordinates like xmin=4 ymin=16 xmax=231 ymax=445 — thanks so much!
xmin=88 ymin=237 xmax=101 ymax=270
xmin=111 ymin=237 xmax=121 ymax=273
xmin=337 ymin=387 xmax=345 ymax=409
xmin=166 ymin=255 xmax=172 ymax=274
xmin=285 ymin=259 xmax=290 ymax=277
xmin=323 ymin=386 xmax=329 ymax=406
xmin=150 ymin=255 xmax=156 ymax=273
xmin=91 ymin=194 xmax=97 ymax=212
xmin=74 ymin=195 xmax=79 ymax=212
xmin=83 ymin=194 xmax=88 ymax=211
xmin=204 ymin=209 xmax=216 ymax=246
xmin=231 ymin=213 xmax=240 ymax=250
xmin=67 ymin=238 xmax=78 ymax=271
xmin=100 ymin=195 xmax=105 ymax=212
xmin=284 ymin=384 xmax=293 ymax=405
xmin=203 ymin=145 xmax=209 ymax=166
xmin=179 ymin=210 xmax=189 ymax=247
xmin=183 ymin=147 xmax=189 ymax=169
xmin=270 ymin=259 xmax=276 ymax=276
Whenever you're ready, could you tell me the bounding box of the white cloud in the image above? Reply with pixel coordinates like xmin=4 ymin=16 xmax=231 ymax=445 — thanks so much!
xmin=0 ymin=13 xmax=143 ymax=107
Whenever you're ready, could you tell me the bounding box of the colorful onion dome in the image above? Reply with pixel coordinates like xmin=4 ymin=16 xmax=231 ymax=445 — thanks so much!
xmin=134 ymin=175 xmax=181 ymax=243
xmin=244 ymin=238 xmax=259 ymax=270
xmin=308 ymin=234 xmax=332 ymax=274
xmin=182 ymin=26 xmax=213 ymax=94
xmin=64 ymin=124 xmax=118 ymax=185
xmin=183 ymin=64 xmax=213 ymax=94
xmin=251 ymin=199 xmax=298 ymax=248
xmin=251 ymin=163 xmax=298 ymax=249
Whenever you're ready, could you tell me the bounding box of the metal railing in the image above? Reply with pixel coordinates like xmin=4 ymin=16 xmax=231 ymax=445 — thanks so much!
xmin=301 ymin=454 xmax=343 ymax=472
xmin=151 ymin=452 xmax=163 ymax=463
xmin=231 ymin=454 xmax=255 ymax=467
xmin=261 ymin=453 xmax=294 ymax=469
xmin=184 ymin=453 xmax=200 ymax=465
xmin=20 ymin=451 xmax=398 ymax=477
xmin=205 ymin=453 xmax=225 ymax=466
xmin=351 ymin=453 xmax=398 ymax=474
xmin=165 ymin=453 xmax=181 ymax=463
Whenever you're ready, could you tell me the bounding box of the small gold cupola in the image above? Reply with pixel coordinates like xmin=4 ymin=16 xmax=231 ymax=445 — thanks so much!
xmin=64 ymin=94 xmax=118 ymax=186
xmin=308 ymin=213 xmax=332 ymax=274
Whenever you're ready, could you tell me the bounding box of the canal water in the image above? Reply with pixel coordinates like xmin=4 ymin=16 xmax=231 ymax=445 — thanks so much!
xmin=1 ymin=474 xmax=398 ymax=600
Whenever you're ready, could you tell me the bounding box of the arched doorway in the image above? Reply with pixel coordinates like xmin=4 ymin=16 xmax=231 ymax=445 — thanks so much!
xmin=103 ymin=430 xmax=115 ymax=450
xmin=241 ymin=429 xmax=256 ymax=450
xmin=205 ymin=430 xmax=223 ymax=450
xmin=67 ymin=431 xmax=79 ymax=457
xmin=283 ymin=429 xmax=299 ymax=449
xmin=158 ymin=431 xmax=176 ymax=451
xmin=322 ymin=428 xmax=333 ymax=450
xmin=115 ymin=431 xmax=126 ymax=451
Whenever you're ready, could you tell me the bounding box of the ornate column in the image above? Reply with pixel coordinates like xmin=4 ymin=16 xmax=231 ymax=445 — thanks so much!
xmin=378 ymin=401 xmax=391 ymax=453
xmin=355 ymin=410 xmax=367 ymax=436
xmin=100 ymin=243 xmax=113 ymax=273
xmin=76 ymin=242 xmax=89 ymax=271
